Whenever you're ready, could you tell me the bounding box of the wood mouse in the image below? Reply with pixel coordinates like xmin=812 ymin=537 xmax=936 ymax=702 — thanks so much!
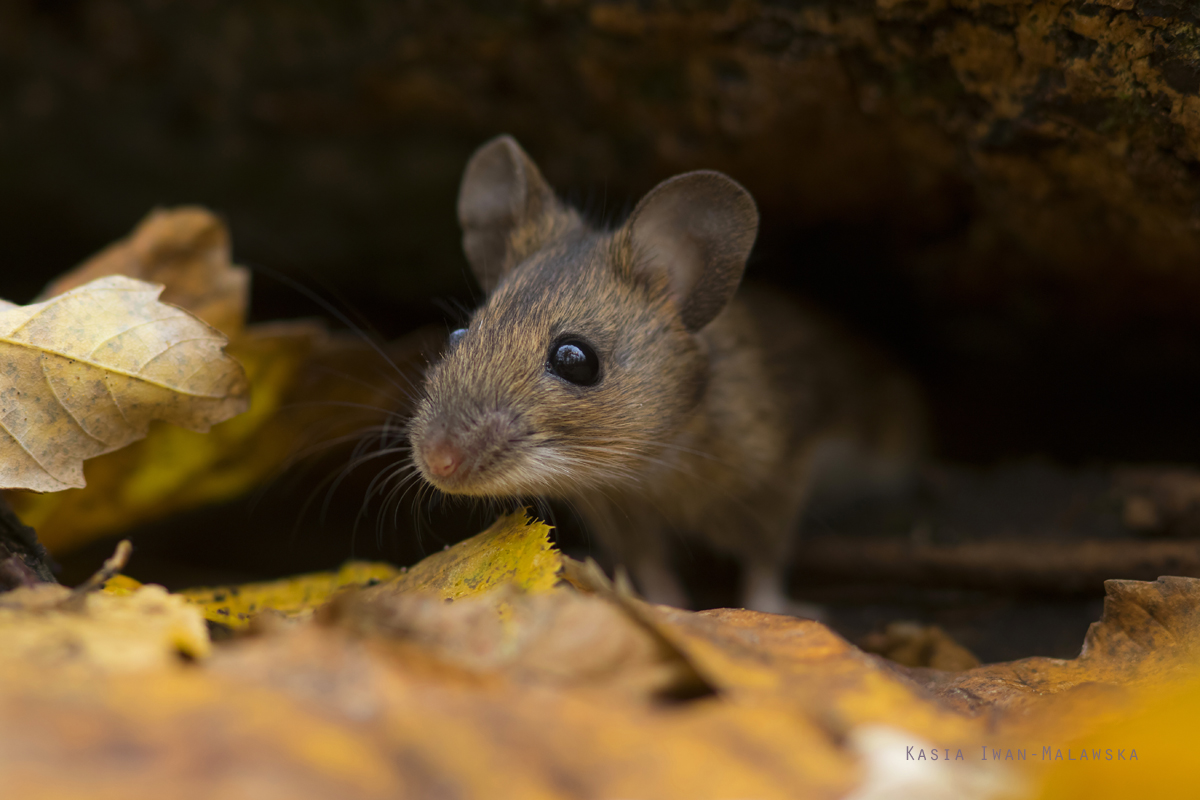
xmin=408 ymin=135 xmax=925 ymax=614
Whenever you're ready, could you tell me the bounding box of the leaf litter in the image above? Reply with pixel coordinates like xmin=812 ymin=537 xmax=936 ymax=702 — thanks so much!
xmin=0 ymin=207 xmax=1193 ymax=798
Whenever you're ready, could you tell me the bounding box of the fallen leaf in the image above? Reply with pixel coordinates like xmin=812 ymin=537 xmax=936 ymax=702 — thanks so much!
xmin=329 ymin=585 xmax=704 ymax=699
xmin=180 ymin=559 xmax=401 ymax=629
xmin=0 ymin=275 xmax=249 ymax=492
xmin=364 ymin=510 xmax=563 ymax=601
xmin=1031 ymin=675 xmax=1198 ymax=798
xmin=205 ymin=623 xmax=859 ymax=800
xmin=0 ymin=665 xmax=407 ymax=800
xmin=912 ymin=575 xmax=1200 ymax=732
xmin=173 ymin=511 xmax=562 ymax=631
xmin=859 ymin=622 xmax=981 ymax=671
xmin=8 ymin=324 xmax=434 ymax=554
xmin=0 ymin=581 xmax=209 ymax=670
xmin=6 ymin=207 xmax=438 ymax=554
xmin=3 ymin=511 xmax=1199 ymax=798
xmin=38 ymin=206 xmax=249 ymax=336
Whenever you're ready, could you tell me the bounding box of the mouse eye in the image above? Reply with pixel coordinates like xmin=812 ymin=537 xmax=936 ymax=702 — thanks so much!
xmin=549 ymin=338 xmax=600 ymax=386
xmin=448 ymin=328 xmax=468 ymax=347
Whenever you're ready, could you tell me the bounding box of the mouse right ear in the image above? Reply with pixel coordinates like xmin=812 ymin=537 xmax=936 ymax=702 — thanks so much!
xmin=622 ymin=170 xmax=759 ymax=332
xmin=457 ymin=135 xmax=560 ymax=293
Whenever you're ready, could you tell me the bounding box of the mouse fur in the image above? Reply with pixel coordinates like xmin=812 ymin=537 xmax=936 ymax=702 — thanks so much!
xmin=408 ymin=134 xmax=925 ymax=613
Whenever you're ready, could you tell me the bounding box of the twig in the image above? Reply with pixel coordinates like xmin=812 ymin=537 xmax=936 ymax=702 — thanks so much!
xmin=59 ymin=540 xmax=133 ymax=611
xmin=796 ymin=537 xmax=1200 ymax=595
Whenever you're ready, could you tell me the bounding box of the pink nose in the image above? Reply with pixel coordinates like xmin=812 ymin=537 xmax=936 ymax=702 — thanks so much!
xmin=423 ymin=438 xmax=464 ymax=479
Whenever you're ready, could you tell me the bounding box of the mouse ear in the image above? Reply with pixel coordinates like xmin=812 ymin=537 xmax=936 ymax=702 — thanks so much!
xmin=457 ymin=135 xmax=560 ymax=293
xmin=622 ymin=171 xmax=758 ymax=332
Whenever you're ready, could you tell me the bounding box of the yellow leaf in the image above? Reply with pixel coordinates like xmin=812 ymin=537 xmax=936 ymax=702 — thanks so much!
xmin=374 ymin=509 xmax=562 ymax=600
xmin=178 ymin=511 xmax=558 ymax=630
xmin=1033 ymin=676 xmax=1199 ymax=798
xmin=100 ymin=573 xmax=144 ymax=597
xmin=0 ymin=275 xmax=249 ymax=492
xmin=181 ymin=560 xmax=401 ymax=629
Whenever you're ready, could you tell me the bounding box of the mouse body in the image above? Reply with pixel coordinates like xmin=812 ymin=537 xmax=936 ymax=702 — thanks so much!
xmin=409 ymin=135 xmax=924 ymax=613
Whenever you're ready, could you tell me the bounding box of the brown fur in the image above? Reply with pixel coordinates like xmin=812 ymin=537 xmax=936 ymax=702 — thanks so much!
xmin=409 ymin=135 xmax=925 ymax=612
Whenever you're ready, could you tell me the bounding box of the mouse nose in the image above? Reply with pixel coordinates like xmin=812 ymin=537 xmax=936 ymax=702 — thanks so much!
xmin=422 ymin=437 xmax=464 ymax=479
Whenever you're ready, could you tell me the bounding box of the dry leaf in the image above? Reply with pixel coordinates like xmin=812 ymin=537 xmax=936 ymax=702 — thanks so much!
xmin=8 ymin=322 xmax=433 ymax=553
xmin=204 ymin=623 xmax=857 ymax=800
xmin=39 ymin=206 xmax=249 ymax=336
xmin=909 ymin=575 xmax=1200 ymax=742
xmin=365 ymin=510 xmax=563 ymax=599
xmin=2 ymin=512 xmax=1199 ymax=798
xmin=0 ymin=275 xmax=249 ymax=492
xmin=0 ymin=581 xmax=209 ymax=670
xmin=859 ymin=622 xmax=981 ymax=671
xmin=330 ymin=586 xmax=703 ymax=699
xmin=179 ymin=560 xmax=401 ymax=629
xmin=169 ymin=511 xmax=561 ymax=631
xmin=6 ymin=207 xmax=436 ymax=554
xmin=8 ymin=321 xmax=326 ymax=549
xmin=0 ymin=664 xmax=407 ymax=800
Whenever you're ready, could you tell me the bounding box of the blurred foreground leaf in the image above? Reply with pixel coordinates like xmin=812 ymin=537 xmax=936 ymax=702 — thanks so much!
xmin=0 ymin=580 xmax=209 ymax=670
xmin=0 ymin=513 xmax=1196 ymax=798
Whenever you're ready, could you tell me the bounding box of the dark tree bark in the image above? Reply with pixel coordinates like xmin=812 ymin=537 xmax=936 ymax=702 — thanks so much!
xmin=3 ymin=1 xmax=1199 ymax=461
xmin=0 ymin=495 xmax=55 ymax=589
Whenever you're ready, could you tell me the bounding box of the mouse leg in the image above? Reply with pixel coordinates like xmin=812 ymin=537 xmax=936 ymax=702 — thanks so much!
xmin=629 ymin=548 xmax=689 ymax=608
xmin=578 ymin=501 xmax=689 ymax=608
xmin=727 ymin=472 xmax=827 ymax=619
xmin=742 ymin=556 xmax=826 ymax=620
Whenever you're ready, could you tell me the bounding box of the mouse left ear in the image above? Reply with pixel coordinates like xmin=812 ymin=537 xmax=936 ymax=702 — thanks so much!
xmin=457 ymin=135 xmax=561 ymax=293
xmin=622 ymin=170 xmax=758 ymax=331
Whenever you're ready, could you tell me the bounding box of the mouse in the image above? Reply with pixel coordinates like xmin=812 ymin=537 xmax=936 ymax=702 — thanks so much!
xmin=408 ymin=134 xmax=925 ymax=614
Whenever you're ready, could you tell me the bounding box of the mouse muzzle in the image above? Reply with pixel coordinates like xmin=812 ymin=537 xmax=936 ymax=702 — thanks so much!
xmin=411 ymin=408 xmax=524 ymax=496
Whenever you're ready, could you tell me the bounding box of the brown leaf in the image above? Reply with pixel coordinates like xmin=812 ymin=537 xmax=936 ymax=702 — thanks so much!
xmin=330 ymin=585 xmax=704 ymax=700
xmin=39 ymin=206 xmax=249 ymax=336
xmin=0 ymin=665 xmax=407 ymax=800
xmin=6 ymin=205 xmax=438 ymax=552
xmin=204 ymin=624 xmax=859 ymax=800
xmin=859 ymin=622 xmax=981 ymax=671
xmin=913 ymin=576 xmax=1200 ymax=726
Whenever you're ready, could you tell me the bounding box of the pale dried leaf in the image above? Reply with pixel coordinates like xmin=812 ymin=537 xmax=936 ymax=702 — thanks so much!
xmin=0 ymin=275 xmax=249 ymax=491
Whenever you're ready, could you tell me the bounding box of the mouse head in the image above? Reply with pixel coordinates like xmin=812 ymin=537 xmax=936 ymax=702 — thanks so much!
xmin=409 ymin=135 xmax=758 ymax=499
